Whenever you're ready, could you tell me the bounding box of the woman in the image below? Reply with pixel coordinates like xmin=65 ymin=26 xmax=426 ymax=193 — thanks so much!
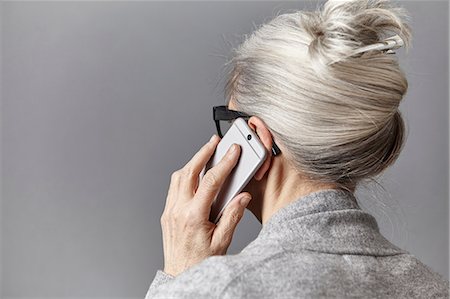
xmin=146 ymin=0 xmax=449 ymax=297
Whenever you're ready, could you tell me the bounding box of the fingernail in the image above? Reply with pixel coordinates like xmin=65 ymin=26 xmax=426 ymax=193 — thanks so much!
xmin=240 ymin=195 xmax=251 ymax=207
xmin=229 ymin=144 xmax=238 ymax=153
xmin=209 ymin=134 xmax=217 ymax=143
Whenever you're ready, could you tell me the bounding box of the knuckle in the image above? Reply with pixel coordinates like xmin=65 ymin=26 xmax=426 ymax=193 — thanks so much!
xmin=160 ymin=210 xmax=171 ymax=223
xmin=184 ymin=166 xmax=196 ymax=178
xmin=203 ymin=171 xmax=220 ymax=189
xmin=220 ymin=226 xmax=234 ymax=243
xmin=170 ymin=170 xmax=181 ymax=181
xmin=173 ymin=207 xmax=194 ymax=224
xmin=224 ymin=232 xmax=233 ymax=244
xmin=207 ymin=139 xmax=217 ymax=149
xmin=185 ymin=210 xmax=200 ymax=225
xmin=229 ymin=211 xmax=242 ymax=225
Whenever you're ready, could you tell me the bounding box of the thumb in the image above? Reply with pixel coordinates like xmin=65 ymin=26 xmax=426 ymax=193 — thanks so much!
xmin=211 ymin=192 xmax=252 ymax=252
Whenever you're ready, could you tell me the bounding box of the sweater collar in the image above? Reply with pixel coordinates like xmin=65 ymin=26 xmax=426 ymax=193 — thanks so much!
xmin=254 ymin=188 xmax=407 ymax=256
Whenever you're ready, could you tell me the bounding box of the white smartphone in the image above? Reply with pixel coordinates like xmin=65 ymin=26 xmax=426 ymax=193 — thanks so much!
xmin=199 ymin=118 xmax=267 ymax=224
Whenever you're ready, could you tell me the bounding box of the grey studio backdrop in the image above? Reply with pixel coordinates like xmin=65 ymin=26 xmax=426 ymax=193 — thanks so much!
xmin=1 ymin=1 xmax=448 ymax=298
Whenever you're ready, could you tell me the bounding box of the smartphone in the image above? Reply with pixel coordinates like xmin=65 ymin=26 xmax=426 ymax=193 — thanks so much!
xmin=199 ymin=118 xmax=267 ymax=224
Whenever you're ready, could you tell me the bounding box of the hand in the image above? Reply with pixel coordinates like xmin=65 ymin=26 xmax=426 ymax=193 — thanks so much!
xmin=160 ymin=134 xmax=252 ymax=277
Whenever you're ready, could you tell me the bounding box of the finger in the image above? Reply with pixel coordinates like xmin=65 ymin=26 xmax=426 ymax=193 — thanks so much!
xmin=211 ymin=192 xmax=252 ymax=251
xmin=181 ymin=134 xmax=221 ymax=194
xmin=194 ymin=143 xmax=241 ymax=216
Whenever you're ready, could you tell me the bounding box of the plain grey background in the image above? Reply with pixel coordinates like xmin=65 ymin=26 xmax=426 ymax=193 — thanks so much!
xmin=1 ymin=1 xmax=448 ymax=298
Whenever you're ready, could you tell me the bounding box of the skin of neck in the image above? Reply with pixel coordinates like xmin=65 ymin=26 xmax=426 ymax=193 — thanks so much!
xmin=241 ymin=148 xmax=344 ymax=225
xmin=228 ymin=100 xmax=354 ymax=225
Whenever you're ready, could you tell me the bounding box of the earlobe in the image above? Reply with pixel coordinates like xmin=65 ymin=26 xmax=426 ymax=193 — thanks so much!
xmin=254 ymin=149 xmax=272 ymax=181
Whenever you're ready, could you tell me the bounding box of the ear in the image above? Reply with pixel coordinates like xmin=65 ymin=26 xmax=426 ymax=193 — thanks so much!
xmin=247 ymin=116 xmax=273 ymax=181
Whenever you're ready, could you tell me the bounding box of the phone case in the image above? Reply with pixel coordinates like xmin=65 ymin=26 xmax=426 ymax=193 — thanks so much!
xmin=200 ymin=118 xmax=267 ymax=224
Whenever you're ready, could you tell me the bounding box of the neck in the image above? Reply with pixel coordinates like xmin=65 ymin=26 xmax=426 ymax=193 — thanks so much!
xmin=246 ymin=158 xmax=350 ymax=225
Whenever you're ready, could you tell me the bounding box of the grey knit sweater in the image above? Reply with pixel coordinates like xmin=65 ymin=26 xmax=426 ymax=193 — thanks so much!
xmin=145 ymin=189 xmax=449 ymax=298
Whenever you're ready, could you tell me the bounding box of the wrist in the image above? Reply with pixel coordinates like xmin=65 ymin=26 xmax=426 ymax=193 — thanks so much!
xmin=163 ymin=267 xmax=178 ymax=277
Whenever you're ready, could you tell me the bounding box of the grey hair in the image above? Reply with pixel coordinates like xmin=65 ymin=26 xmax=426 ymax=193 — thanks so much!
xmin=223 ymin=0 xmax=412 ymax=192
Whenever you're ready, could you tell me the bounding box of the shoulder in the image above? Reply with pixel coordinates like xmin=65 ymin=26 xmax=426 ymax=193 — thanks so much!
xmin=147 ymin=256 xmax=234 ymax=299
xmin=388 ymin=253 xmax=449 ymax=297
xmin=148 ymin=240 xmax=285 ymax=298
xmin=147 ymin=244 xmax=450 ymax=298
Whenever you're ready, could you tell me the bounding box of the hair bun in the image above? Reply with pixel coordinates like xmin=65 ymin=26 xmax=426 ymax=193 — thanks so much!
xmin=301 ymin=0 xmax=412 ymax=69
xmin=224 ymin=0 xmax=412 ymax=189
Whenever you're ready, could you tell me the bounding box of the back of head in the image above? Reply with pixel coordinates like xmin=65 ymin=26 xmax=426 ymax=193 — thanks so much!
xmin=224 ymin=0 xmax=412 ymax=192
